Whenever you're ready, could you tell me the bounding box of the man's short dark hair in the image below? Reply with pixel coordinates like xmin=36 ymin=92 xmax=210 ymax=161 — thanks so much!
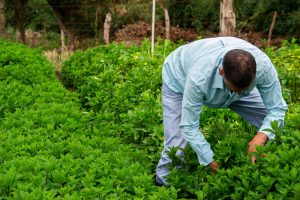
xmin=222 ymin=49 xmax=256 ymax=89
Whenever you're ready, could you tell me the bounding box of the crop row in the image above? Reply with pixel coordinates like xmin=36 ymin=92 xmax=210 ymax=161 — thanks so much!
xmin=60 ymin=39 xmax=300 ymax=199
xmin=0 ymin=39 xmax=299 ymax=199
xmin=0 ymin=40 xmax=178 ymax=199
xmin=265 ymin=39 xmax=300 ymax=102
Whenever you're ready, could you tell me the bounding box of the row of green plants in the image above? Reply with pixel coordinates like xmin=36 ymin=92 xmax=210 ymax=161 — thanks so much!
xmin=265 ymin=38 xmax=300 ymax=102
xmin=61 ymin=40 xmax=177 ymax=149
xmin=60 ymin=39 xmax=300 ymax=199
xmin=165 ymin=106 xmax=300 ymax=199
xmin=1 ymin=38 xmax=299 ymax=199
xmin=0 ymin=40 xmax=180 ymax=199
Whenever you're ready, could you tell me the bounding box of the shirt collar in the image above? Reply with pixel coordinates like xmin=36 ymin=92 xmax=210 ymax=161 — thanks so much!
xmin=212 ymin=66 xmax=225 ymax=90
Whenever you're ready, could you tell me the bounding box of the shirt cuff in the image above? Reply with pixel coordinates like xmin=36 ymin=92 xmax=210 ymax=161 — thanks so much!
xmin=198 ymin=149 xmax=214 ymax=166
xmin=258 ymin=125 xmax=276 ymax=140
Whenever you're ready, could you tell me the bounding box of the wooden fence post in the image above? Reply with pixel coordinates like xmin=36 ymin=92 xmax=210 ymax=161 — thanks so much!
xmin=220 ymin=0 xmax=236 ymax=36
xmin=151 ymin=0 xmax=156 ymax=56
xmin=61 ymin=29 xmax=65 ymax=50
xmin=164 ymin=8 xmax=170 ymax=40
xmin=103 ymin=13 xmax=112 ymax=45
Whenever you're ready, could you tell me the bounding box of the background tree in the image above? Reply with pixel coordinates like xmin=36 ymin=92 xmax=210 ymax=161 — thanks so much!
xmin=27 ymin=0 xmax=58 ymax=33
xmin=13 ymin=0 xmax=28 ymax=43
xmin=0 ymin=0 xmax=5 ymax=37
xmin=234 ymin=0 xmax=300 ymax=35
xmin=2 ymin=0 xmax=299 ymax=49
xmin=46 ymin=0 xmax=93 ymax=47
xmin=165 ymin=0 xmax=299 ymax=35
xmin=165 ymin=0 xmax=220 ymax=33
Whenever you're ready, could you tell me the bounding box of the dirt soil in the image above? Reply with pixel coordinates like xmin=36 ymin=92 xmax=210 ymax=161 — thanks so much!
xmin=115 ymin=21 xmax=198 ymax=45
xmin=114 ymin=21 xmax=287 ymax=48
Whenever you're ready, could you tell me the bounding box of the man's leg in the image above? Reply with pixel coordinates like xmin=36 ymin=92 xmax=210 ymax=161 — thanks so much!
xmin=156 ymin=83 xmax=187 ymax=186
xmin=228 ymin=88 xmax=267 ymax=128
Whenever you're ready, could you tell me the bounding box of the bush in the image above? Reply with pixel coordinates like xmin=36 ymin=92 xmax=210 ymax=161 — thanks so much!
xmin=0 ymin=39 xmax=168 ymax=199
xmin=60 ymin=38 xmax=300 ymax=199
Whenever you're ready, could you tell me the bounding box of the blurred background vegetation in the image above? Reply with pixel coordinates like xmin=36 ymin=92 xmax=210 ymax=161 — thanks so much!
xmin=0 ymin=0 xmax=299 ymax=50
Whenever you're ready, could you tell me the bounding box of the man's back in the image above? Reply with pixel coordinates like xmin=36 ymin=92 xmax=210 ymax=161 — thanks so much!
xmin=162 ymin=37 xmax=264 ymax=94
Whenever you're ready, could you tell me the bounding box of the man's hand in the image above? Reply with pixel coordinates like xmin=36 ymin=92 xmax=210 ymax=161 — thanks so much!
xmin=248 ymin=132 xmax=268 ymax=163
xmin=208 ymin=161 xmax=218 ymax=173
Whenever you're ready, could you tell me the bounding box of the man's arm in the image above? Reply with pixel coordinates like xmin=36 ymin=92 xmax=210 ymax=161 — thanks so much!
xmin=249 ymin=58 xmax=288 ymax=161
xmin=179 ymin=77 xmax=216 ymax=168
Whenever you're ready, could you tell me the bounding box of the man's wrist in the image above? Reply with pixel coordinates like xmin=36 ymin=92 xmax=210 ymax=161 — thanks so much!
xmin=248 ymin=132 xmax=268 ymax=153
xmin=208 ymin=161 xmax=218 ymax=172
xmin=254 ymin=132 xmax=269 ymax=144
xmin=248 ymin=132 xmax=269 ymax=163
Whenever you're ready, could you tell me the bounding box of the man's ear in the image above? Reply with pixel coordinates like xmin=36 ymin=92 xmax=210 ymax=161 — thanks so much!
xmin=219 ymin=67 xmax=224 ymax=76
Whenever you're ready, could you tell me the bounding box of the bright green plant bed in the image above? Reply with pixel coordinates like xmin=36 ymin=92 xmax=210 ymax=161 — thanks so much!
xmin=1 ymin=39 xmax=299 ymax=199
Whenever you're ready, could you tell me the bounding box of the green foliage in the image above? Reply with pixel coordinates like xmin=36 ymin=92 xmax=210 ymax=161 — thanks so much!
xmin=1 ymin=38 xmax=300 ymax=199
xmin=265 ymin=39 xmax=300 ymax=102
xmin=0 ymin=39 xmax=161 ymax=199
xmin=188 ymin=0 xmax=220 ymax=32
xmin=165 ymin=103 xmax=300 ymax=199
xmin=5 ymin=0 xmax=58 ymax=32
xmin=61 ymin=39 xmax=178 ymax=147
xmin=166 ymin=0 xmax=300 ymax=35
xmin=60 ymin=39 xmax=300 ymax=198
xmin=234 ymin=0 xmax=300 ymax=34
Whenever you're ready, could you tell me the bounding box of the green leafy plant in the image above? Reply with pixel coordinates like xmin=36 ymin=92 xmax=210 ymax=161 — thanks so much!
xmin=1 ymin=38 xmax=299 ymax=199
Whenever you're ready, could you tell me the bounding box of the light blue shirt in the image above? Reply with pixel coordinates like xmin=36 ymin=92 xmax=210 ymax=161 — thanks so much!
xmin=162 ymin=37 xmax=288 ymax=166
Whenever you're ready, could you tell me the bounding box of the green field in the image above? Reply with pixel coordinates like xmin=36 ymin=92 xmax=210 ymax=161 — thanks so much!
xmin=0 ymin=39 xmax=299 ymax=199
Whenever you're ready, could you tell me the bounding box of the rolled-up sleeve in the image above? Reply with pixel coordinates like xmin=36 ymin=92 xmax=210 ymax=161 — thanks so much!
xmin=257 ymin=60 xmax=288 ymax=139
xmin=179 ymin=77 xmax=214 ymax=166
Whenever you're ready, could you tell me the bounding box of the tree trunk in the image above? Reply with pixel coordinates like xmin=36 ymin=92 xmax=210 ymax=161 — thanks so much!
xmin=0 ymin=0 xmax=5 ymax=37
xmin=49 ymin=6 xmax=74 ymax=47
xmin=95 ymin=7 xmax=100 ymax=45
xmin=103 ymin=13 xmax=112 ymax=45
xmin=61 ymin=29 xmax=65 ymax=49
xmin=267 ymin=12 xmax=277 ymax=47
xmin=151 ymin=0 xmax=156 ymax=56
xmin=47 ymin=0 xmax=75 ymax=48
xmin=164 ymin=8 xmax=170 ymax=40
xmin=15 ymin=0 xmax=28 ymax=44
xmin=220 ymin=0 xmax=236 ymax=36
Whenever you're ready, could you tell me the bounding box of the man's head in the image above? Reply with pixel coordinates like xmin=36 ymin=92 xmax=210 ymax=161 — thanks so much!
xmin=219 ymin=49 xmax=256 ymax=94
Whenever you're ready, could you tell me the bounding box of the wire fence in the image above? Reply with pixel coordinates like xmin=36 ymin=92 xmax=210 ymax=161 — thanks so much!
xmin=1 ymin=4 xmax=300 ymax=50
xmin=2 ymin=3 xmax=299 ymax=68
